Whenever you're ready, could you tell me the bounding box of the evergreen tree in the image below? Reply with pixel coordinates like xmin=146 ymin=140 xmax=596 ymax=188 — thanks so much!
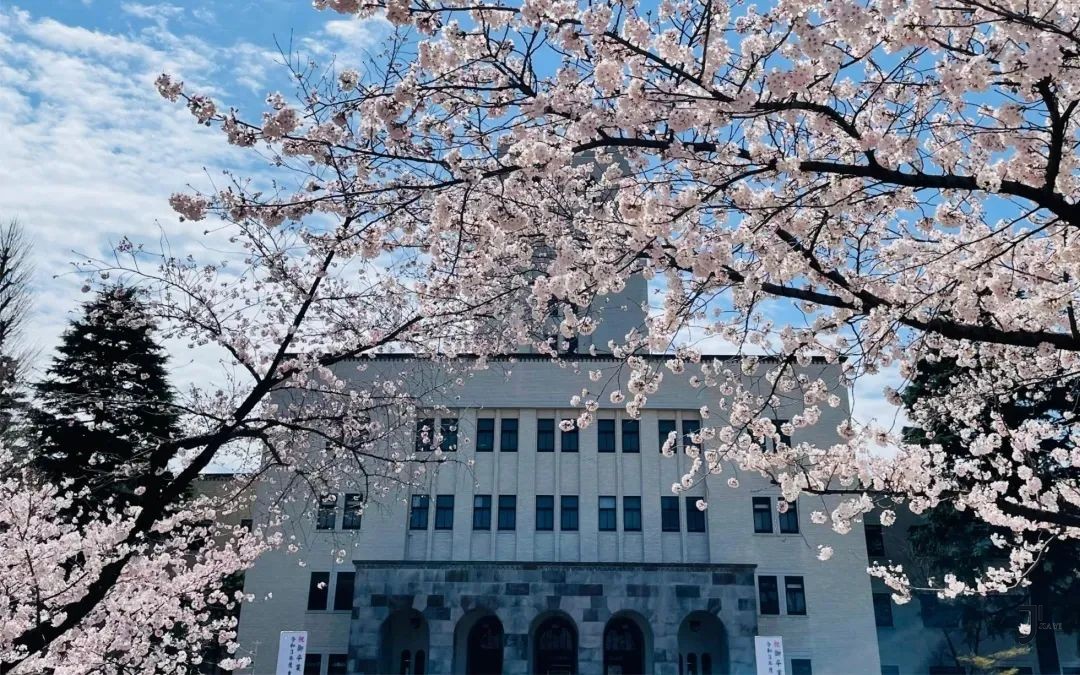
xmin=901 ymin=356 xmax=1079 ymax=673
xmin=0 ymin=219 xmax=33 ymax=441
xmin=33 ymin=286 xmax=179 ymax=508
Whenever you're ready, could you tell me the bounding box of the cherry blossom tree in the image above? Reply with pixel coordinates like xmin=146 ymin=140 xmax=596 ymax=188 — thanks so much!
xmin=22 ymin=0 xmax=1080 ymax=667
xmin=154 ymin=0 xmax=1080 ymax=605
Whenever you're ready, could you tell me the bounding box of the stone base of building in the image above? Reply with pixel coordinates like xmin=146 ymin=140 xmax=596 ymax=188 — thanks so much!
xmin=348 ymin=561 xmax=759 ymax=675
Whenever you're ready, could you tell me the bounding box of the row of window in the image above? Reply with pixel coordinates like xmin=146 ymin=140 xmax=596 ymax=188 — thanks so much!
xmin=758 ymin=575 xmax=807 ymax=615
xmin=303 ymin=653 xmax=347 ymax=675
xmin=416 ymin=417 xmax=793 ymax=454
xmin=407 ymin=494 xmax=711 ymax=533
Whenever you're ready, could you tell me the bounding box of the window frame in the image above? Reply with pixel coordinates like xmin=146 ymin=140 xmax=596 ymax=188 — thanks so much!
xmin=658 ymin=419 xmax=677 ymax=453
xmin=621 ymin=419 xmax=640 ymax=453
xmin=434 ymin=494 xmax=455 ymax=530
xmin=473 ymin=494 xmax=492 ymax=530
xmin=785 ymin=575 xmax=807 ymax=615
xmin=307 ymin=571 xmax=330 ymax=611
xmin=560 ymin=495 xmax=579 ymax=531
xmin=342 ymin=493 xmax=363 ymax=530
xmin=439 ymin=418 xmax=458 ymax=452
xmin=416 ymin=417 xmax=435 ymax=453
xmin=315 ymin=494 xmax=338 ymax=531
xmin=873 ymin=592 xmax=894 ymax=628
xmin=409 ymin=494 xmax=430 ymax=530
xmin=537 ymin=418 xmax=555 ymax=452
xmin=497 ymin=495 xmax=517 ymax=530
xmin=752 ymin=496 xmax=774 ymax=534
xmin=661 ymin=496 xmax=680 ymax=532
xmin=500 ymin=418 xmax=519 ymax=452
xmin=536 ymin=495 xmax=555 ymax=531
xmin=333 ymin=571 xmax=355 ymax=611
xmin=476 ymin=417 xmax=495 ymax=452
xmin=623 ymin=496 xmax=642 ymax=532
xmin=778 ymin=500 xmax=799 ymax=534
xmin=682 ymin=418 xmax=702 ymax=450
xmin=598 ymin=495 xmax=617 ymax=531
xmin=685 ymin=496 xmax=706 ymax=532
xmin=866 ymin=523 xmax=886 ymax=557
xmin=597 ymin=418 xmax=616 ymax=452
xmin=758 ymin=575 xmax=780 ymax=615
xmin=561 ymin=423 xmax=579 ymax=452
xmin=327 ymin=654 xmax=348 ymax=675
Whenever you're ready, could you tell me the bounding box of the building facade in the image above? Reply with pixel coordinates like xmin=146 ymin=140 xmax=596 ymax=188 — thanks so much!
xmin=233 ymin=344 xmax=887 ymax=674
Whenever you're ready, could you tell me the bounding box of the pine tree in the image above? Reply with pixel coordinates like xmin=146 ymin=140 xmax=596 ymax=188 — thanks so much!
xmin=32 ymin=286 xmax=179 ymax=508
xmin=0 ymin=219 xmax=33 ymax=441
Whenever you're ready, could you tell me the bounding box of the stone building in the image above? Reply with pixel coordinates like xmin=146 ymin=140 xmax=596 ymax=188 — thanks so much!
xmin=232 ymin=280 xmax=884 ymax=675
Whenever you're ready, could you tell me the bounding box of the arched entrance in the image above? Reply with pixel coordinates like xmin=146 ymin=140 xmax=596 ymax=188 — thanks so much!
xmin=678 ymin=611 xmax=728 ymax=675
xmin=379 ymin=609 xmax=430 ymax=674
xmin=466 ymin=614 xmax=504 ymax=674
xmin=603 ymin=613 xmax=649 ymax=675
xmin=532 ymin=613 xmax=578 ymax=675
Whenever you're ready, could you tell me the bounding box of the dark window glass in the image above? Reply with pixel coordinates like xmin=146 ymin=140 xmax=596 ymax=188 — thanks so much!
xmin=409 ymin=494 xmax=430 ymax=530
xmin=435 ymin=495 xmax=455 ymax=530
xmin=598 ymin=496 xmax=617 ymax=531
xmin=536 ymin=495 xmax=555 ymax=531
xmin=791 ymin=659 xmax=812 ymax=675
xmin=500 ymin=418 xmax=518 ymax=452
xmin=440 ymin=418 xmax=458 ymax=452
xmin=304 ymin=654 xmax=322 ymax=675
xmin=752 ymin=497 xmax=773 ymax=533
xmin=686 ymin=497 xmax=706 ymax=532
xmin=758 ymin=575 xmax=779 ymax=615
xmin=416 ymin=417 xmax=434 ymax=452
xmin=866 ymin=523 xmax=886 ymax=557
xmin=239 ymin=518 xmax=253 ymax=531
xmin=342 ymin=493 xmax=363 ymax=530
xmin=316 ymin=494 xmax=337 ymax=530
xmin=476 ymin=418 xmax=495 ymax=452
xmin=537 ymin=418 xmax=555 ymax=452
xmin=622 ymin=419 xmax=640 ymax=452
xmin=779 ymin=501 xmax=799 ymax=533
xmin=775 ymin=418 xmax=792 ymax=448
xmin=561 ymin=423 xmax=579 ymax=452
xmin=658 ymin=419 xmax=677 ymax=452
xmin=334 ymin=571 xmax=355 ymax=611
xmin=928 ymin=668 xmax=965 ymax=675
xmin=873 ymin=593 xmax=894 ymax=627
xmin=498 ymin=495 xmax=517 ymax=530
xmin=598 ymin=419 xmax=616 ymax=452
xmin=661 ymin=496 xmax=680 ymax=531
xmin=415 ymin=650 xmax=426 ymax=675
xmin=881 ymin=668 xmax=900 ymax=675
xmin=473 ymin=495 xmax=491 ymax=530
xmin=307 ymin=572 xmax=330 ymax=611
xmin=328 ymin=654 xmax=348 ymax=675
xmin=561 ymin=496 xmax=579 ymax=531
xmin=921 ymin=594 xmax=961 ymax=628
xmin=785 ymin=576 xmax=807 ymax=615
xmin=703 ymin=653 xmax=713 ymax=675
xmin=623 ymin=496 xmax=642 ymax=531
xmin=682 ymin=419 xmax=701 ymax=449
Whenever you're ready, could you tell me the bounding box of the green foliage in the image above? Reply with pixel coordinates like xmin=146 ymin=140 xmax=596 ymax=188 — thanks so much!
xmin=32 ymin=286 xmax=179 ymax=508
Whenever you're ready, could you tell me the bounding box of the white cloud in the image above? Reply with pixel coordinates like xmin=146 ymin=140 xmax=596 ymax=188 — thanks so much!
xmin=120 ymin=2 xmax=184 ymax=27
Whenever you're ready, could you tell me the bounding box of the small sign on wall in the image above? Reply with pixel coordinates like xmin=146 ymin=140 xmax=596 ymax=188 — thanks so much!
xmin=276 ymin=631 xmax=309 ymax=675
xmin=755 ymin=635 xmax=785 ymax=675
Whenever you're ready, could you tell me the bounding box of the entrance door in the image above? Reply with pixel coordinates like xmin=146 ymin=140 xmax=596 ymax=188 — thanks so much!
xmin=533 ymin=616 xmax=577 ymax=675
xmin=603 ymin=617 xmax=645 ymax=675
xmin=466 ymin=615 xmax=504 ymax=675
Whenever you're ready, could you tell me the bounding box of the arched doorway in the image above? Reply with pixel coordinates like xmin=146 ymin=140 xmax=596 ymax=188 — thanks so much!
xmin=603 ymin=614 xmax=648 ymax=675
xmin=466 ymin=614 xmax=504 ymax=674
xmin=532 ymin=613 xmax=578 ymax=675
xmin=379 ymin=609 xmax=430 ymax=674
xmin=678 ymin=611 xmax=728 ymax=675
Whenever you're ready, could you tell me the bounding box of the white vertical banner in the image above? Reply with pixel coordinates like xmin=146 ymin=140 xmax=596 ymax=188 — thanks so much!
xmin=275 ymin=631 xmax=309 ymax=675
xmin=755 ymin=635 xmax=785 ymax=675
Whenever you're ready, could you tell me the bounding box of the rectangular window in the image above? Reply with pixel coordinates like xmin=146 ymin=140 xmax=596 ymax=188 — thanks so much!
xmin=409 ymin=494 xmax=430 ymax=530
xmin=758 ymin=575 xmax=780 ymax=615
xmin=682 ymin=418 xmax=701 ymax=450
xmin=476 ymin=417 xmax=495 ymax=452
xmin=752 ymin=497 xmax=774 ymax=533
xmin=307 ymin=572 xmax=330 ymax=611
xmin=658 ymin=419 xmax=677 ymax=452
xmin=623 ymin=496 xmax=642 ymax=532
xmin=561 ymin=496 xmax=579 ymax=531
xmin=536 ymin=495 xmax=555 ymax=531
xmin=416 ymin=417 xmax=434 ymax=452
xmin=686 ymin=497 xmax=706 ymax=532
xmin=779 ymin=501 xmax=799 ymax=534
xmin=304 ymin=654 xmax=322 ymax=675
xmin=435 ymin=495 xmax=455 ymax=530
xmin=598 ymin=496 xmax=617 ymax=531
xmin=791 ymin=659 xmax=813 ymax=675
xmin=873 ymin=593 xmax=894 ymax=627
xmin=661 ymin=496 xmax=680 ymax=532
xmin=333 ymin=571 xmax=355 ymax=611
xmin=316 ymin=494 xmax=337 ymax=530
xmin=440 ymin=418 xmax=458 ymax=452
xmin=785 ymin=576 xmax=807 ymax=615
xmin=240 ymin=518 xmax=253 ymax=531
xmin=498 ymin=495 xmax=517 ymax=530
xmin=561 ymin=423 xmax=579 ymax=452
xmin=776 ymin=419 xmax=792 ymax=447
xmin=597 ymin=419 xmax=616 ymax=452
xmin=342 ymin=493 xmax=363 ymax=530
xmin=500 ymin=418 xmax=519 ymax=452
xmin=622 ymin=419 xmax=640 ymax=453
xmin=537 ymin=418 xmax=555 ymax=452
xmin=473 ymin=495 xmax=492 ymax=530
xmin=328 ymin=654 xmax=348 ymax=675
xmin=881 ymin=667 xmax=900 ymax=675
xmin=866 ymin=523 xmax=886 ymax=557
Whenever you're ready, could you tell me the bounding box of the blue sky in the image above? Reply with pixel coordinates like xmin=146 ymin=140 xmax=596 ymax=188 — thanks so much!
xmin=0 ymin=1 xmax=904 ymax=437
